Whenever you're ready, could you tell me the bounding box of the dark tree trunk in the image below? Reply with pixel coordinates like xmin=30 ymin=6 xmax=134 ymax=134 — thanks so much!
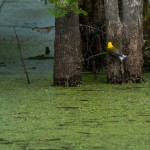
xmin=104 ymin=0 xmax=124 ymax=84
xmin=53 ymin=13 xmax=82 ymax=86
xmin=80 ymin=0 xmax=106 ymax=73
xmin=91 ymin=0 xmax=105 ymax=26
xmin=122 ymin=0 xmax=144 ymax=83
xmin=92 ymin=0 xmax=106 ymax=71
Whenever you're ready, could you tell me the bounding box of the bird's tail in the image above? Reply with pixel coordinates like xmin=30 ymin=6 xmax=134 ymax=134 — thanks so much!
xmin=119 ymin=54 xmax=127 ymax=62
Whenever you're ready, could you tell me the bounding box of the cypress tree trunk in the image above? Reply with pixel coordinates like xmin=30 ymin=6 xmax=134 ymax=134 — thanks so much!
xmin=122 ymin=0 xmax=144 ymax=83
xmin=92 ymin=0 xmax=106 ymax=71
xmin=53 ymin=13 xmax=82 ymax=86
xmin=104 ymin=0 xmax=124 ymax=84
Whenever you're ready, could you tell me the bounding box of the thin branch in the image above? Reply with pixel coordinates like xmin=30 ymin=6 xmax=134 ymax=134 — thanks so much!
xmin=80 ymin=24 xmax=106 ymax=34
xmin=13 ymin=27 xmax=30 ymax=84
xmin=82 ymin=52 xmax=107 ymax=62
xmin=0 ymin=0 xmax=6 ymax=12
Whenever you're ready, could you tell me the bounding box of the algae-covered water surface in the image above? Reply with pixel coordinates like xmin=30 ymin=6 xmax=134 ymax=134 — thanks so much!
xmin=0 ymin=74 xmax=150 ymax=150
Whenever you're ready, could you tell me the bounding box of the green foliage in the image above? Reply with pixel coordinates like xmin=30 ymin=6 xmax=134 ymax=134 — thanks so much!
xmin=48 ymin=7 xmax=67 ymax=18
xmin=48 ymin=0 xmax=87 ymax=18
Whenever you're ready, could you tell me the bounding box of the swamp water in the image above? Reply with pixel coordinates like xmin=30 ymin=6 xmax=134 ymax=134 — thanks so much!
xmin=0 ymin=71 xmax=150 ymax=150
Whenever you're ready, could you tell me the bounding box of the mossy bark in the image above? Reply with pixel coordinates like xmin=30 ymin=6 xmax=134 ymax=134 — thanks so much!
xmin=105 ymin=0 xmax=143 ymax=84
xmin=104 ymin=0 xmax=124 ymax=84
xmin=53 ymin=13 xmax=82 ymax=86
xmin=122 ymin=0 xmax=144 ymax=83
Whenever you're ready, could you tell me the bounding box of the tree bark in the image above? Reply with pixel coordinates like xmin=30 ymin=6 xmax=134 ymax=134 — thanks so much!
xmin=104 ymin=0 xmax=124 ymax=84
xmin=122 ymin=0 xmax=144 ymax=83
xmin=53 ymin=13 xmax=82 ymax=86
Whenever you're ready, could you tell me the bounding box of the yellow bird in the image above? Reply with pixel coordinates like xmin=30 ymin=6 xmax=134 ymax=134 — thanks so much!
xmin=107 ymin=42 xmax=127 ymax=62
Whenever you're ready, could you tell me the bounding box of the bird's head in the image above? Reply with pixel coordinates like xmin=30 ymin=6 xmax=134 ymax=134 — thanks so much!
xmin=107 ymin=42 xmax=113 ymax=49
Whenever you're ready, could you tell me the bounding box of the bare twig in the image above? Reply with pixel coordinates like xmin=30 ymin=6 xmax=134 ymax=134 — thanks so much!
xmin=0 ymin=0 xmax=6 ymax=12
xmin=82 ymin=52 xmax=107 ymax=62
xmin=13 ymin=27 xmax=30 ymax=84
xmin=80 ymin=24 xmax=106 ymax=34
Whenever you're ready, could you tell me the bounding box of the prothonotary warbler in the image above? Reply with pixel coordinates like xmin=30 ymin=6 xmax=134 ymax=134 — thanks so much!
xmin=107 ymin=42 xmax=127 ymax=62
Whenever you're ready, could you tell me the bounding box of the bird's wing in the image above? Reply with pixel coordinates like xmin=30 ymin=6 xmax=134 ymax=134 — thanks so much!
xmin=113 ymin=49 xmax=122 ymax=56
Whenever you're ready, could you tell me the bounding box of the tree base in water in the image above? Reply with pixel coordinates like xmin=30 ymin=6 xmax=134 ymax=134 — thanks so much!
xmin=107 ymin=75 xmax=123 ymax=84
xmin=53 ymin=75 xmax=82 ymax=87
xmin=107 ymin=75 xmax=142 ymax=84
